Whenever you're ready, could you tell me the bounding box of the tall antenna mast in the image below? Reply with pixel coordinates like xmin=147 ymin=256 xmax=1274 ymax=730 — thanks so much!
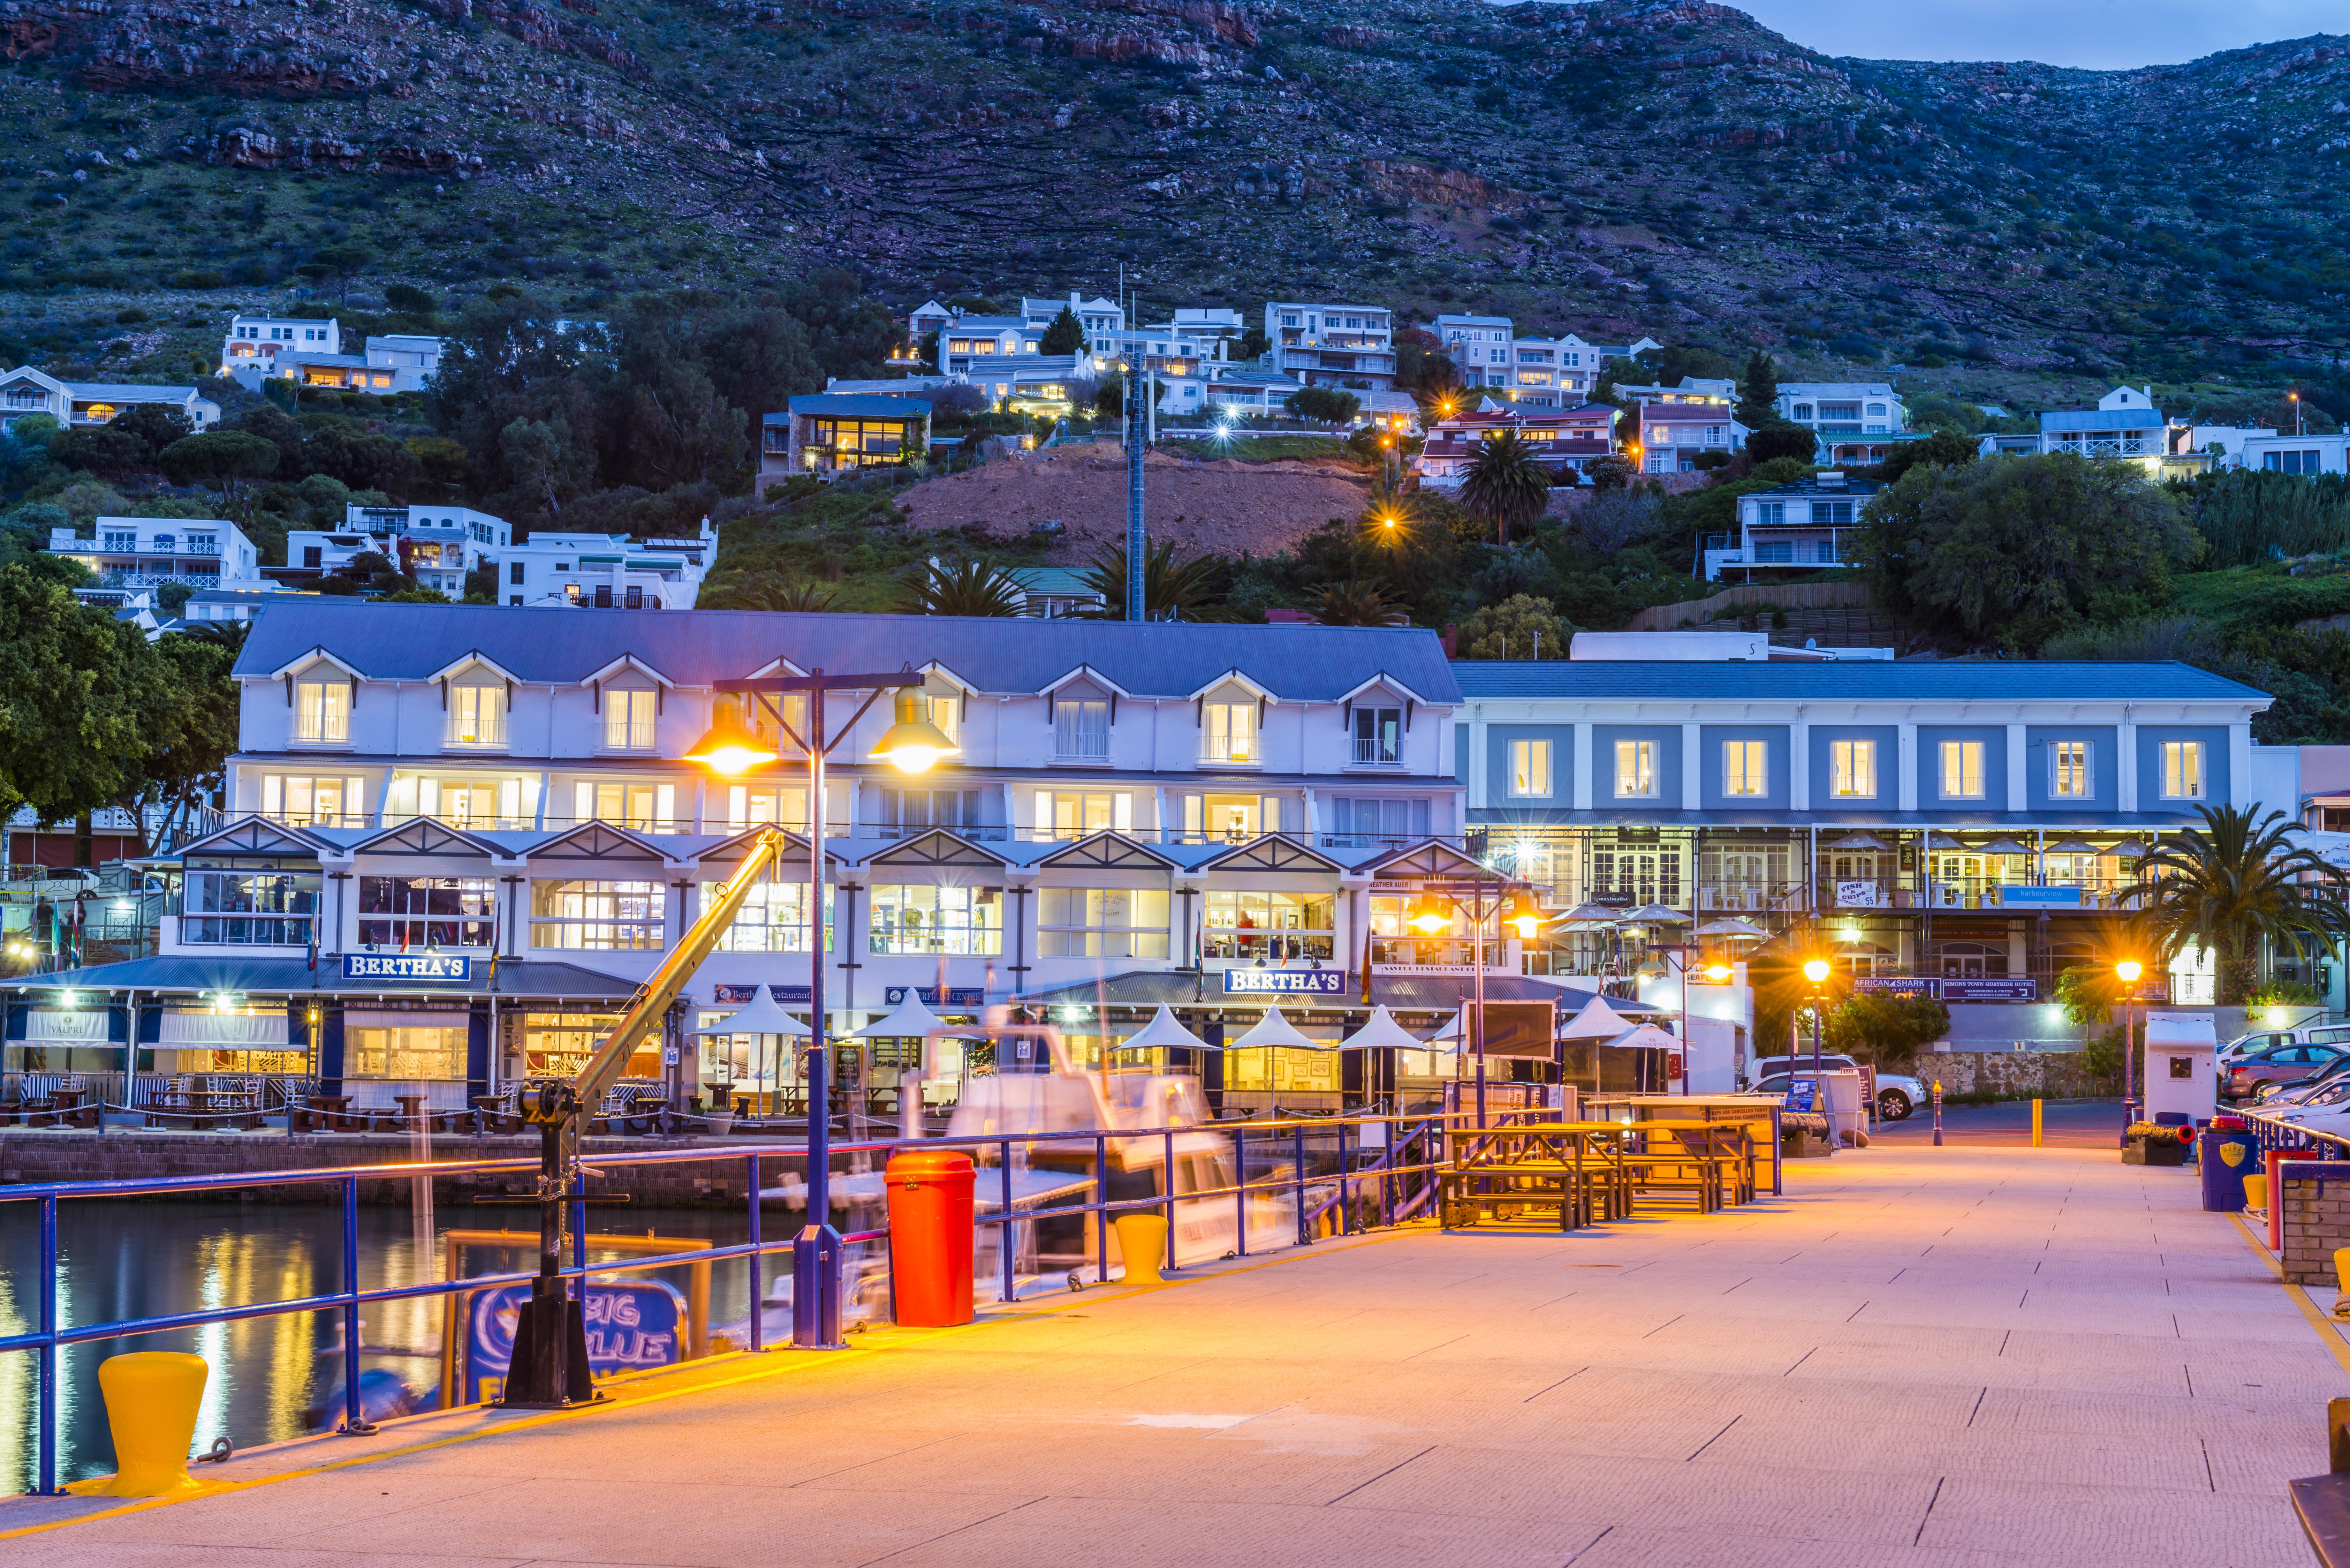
xmin=1125 ymin=277 xmax=1146 ymax=622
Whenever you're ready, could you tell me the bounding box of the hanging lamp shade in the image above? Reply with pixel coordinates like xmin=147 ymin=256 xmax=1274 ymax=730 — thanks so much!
xmin=1229 ymin=1003 xmax=1330 ymax=1051
xmin=1340 ymin=1005 xmax=1426 ymax=1052
xmin=848 ymin=990 xmax=954 ymax=1039
xmin=868 ymin=687 xmax=960 ymax=774
xmin=1112 ymin=1004 xmax=1216 ymax=1053
xmin=1560 ymin=995 xmax=1644 ymax=1040
xmin=690 ymin=989 xmax=810 ymax=1037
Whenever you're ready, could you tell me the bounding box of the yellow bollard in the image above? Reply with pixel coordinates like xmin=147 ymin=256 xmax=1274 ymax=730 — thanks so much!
xmin=63 ymin=1352 xmax=212 ymax=1497
xmin=2031 ymin=1099 xmax=2043 ymax=1148
xmin=1111 ymin=1211 xmax=1170 ymax=1285
xmin=2333 ymin=1247 xmax=2350 ymax=1321
xmin=2246 ymin=1173 xmax=2269 ymax=1211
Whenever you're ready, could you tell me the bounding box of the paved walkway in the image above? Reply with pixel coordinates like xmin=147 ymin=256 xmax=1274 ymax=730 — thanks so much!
xmin=2 ymin=1142 xmax=2340 ymax=1567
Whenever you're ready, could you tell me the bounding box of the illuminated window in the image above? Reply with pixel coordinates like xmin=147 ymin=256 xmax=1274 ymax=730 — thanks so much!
xmin=294 ymin=678 xmax=350 ymax=742
xmin=1037 ymin=888 xmax=1170 ymax=957
xmin=263 ymin=774 xmax=367 ymax=827
xmin=1614 ymin=740 xmax=1657 ymax=798
xmin=449 ymin=683 xmax=506 ymax=746
xmin=1724 ymin=740 xmax=1767 ymax=797
xmin=1202 ymin=890 xmax=1334 ymax=960
xmin=603 ymin=689 xmax=657 ymax=750
xmin=867 ymin=884 xmax=1002 ymax=955
xmin=1830 ymin=740 xmax=1875 ymax=798
xmin=357 ymin=877 xmax=496 ymax=948
xmin=1509 ymin=739 xmax=1551 ymax=797
xmin=2161 ymin=741 xmax=2204 ymax=799
xmin=1203 ymin=701 xmax=1256 ymax=763
xmin=2053 ymin=740 xmax=2091 ymax=798
xmin=709 ymin=879 xmax=832 ymax=953
xmin=1940 ymin=741 xmax=1986 ymax=799
xmin=529 ymin=879 xmax=666 ymax=949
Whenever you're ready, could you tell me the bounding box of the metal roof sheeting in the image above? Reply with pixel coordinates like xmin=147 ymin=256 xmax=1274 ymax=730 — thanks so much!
xmin=1450 ymin=659 xmax=2266 ymax=704
xmin=231 ymin=603 xmax=1464 ymax=703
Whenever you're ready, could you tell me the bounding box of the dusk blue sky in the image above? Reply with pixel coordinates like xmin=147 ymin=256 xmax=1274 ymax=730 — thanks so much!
xmin=1726 ymin=0 xmax=2340 ymax=70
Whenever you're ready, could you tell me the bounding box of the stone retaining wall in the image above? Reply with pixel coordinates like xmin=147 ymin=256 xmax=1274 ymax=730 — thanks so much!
xmin=1907 ymin=1050 xmax=2111 ymax=1098
xmin=0 ymin=1129 xmax=796 ymax=1207
xmin=2280 ymin=1167 xmax=2350 ymax=1287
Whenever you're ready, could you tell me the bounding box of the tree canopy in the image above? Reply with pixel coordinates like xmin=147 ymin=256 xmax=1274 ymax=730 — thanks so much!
xmin=1039 ymin=306 xmax=1086 ymax=357
xmin=1849 ymin=452 xmax=2202 ymax=652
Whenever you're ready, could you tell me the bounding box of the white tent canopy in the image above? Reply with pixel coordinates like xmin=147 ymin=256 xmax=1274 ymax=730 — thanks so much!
xmin=849 ymin=991 xmax=957 ymax=1039
xmin=1229 ymin=1003 xmax=1330 ymax=1052
xmin=1342 ymin=1005 xmax=1428 ymax=1053
xmin=691 ymin=989 xmax=810 ymax=1037
xmin=1429 ymin=1009 xmax=1465 ymax=1043
xmin=1696 ymin=918 xmax=1768 ymax=940
xmin=1560 ymin=995 xmax=1644 ymax=1040
xmin=1114 ymin=1004 xmax=1216 ymax=1053
xmin=1605 ymin=1023 xmax=1683 ymax=1052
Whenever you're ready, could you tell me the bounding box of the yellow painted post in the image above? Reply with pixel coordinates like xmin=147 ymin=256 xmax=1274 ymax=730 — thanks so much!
xmin=63 ymin=1352 xmax=210 ymax=1497
xmin=2031 ymin=1099 xmax=2043 ymax=1148
xmin=1112 ymin=1211 xmax=1170 ymax=1285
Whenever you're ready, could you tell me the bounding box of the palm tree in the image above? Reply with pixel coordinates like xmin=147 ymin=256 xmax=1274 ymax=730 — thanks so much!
xmin=1312 ymin=580 xmax=1409 ymax=627
xmin=1458 ymin=429 xmax=1551 ymax=547
xmin=901 ymin=556 xmax=1023 ymax=617
xmin=2119 ymin=804 xmax=2350 ymax=1004
xmin=1079 ymin=540 xmax=1226 ymax=620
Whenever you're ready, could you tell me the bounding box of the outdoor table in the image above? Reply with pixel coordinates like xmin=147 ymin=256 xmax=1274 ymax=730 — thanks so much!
xmin=393 ymin=1094 xmax=430 ymax=1132
xmin=1628 ymin=1119 xmax=1759 ymax=1207
xmin=1442 ymin=1120 xmax=1637 ymax=1231
xmin=299 ymin=1094 xmax=355 ymax=1132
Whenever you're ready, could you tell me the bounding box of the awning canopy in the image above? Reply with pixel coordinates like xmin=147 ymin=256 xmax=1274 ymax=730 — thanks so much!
xmin=850 ymin=991 xmax=959 ymax=1039
xmin=693 ymin=990 xmax=810 ymax=1037
xmin=1229 ymin=1004 xmax=1329 ymax=1052
xmin=1114 ymin=1004 xmax=1215 ymax=1053
xmin=1560 ymin=995 xmax=1643 ymax=1040
xmin=1342 ymin=1005 xmax=1427 ymax=1052
xmin=1696 ymin=918 xmax=1768 ymax=940
xmin=1604 ymin=1023 xmax=1682 ymax=1052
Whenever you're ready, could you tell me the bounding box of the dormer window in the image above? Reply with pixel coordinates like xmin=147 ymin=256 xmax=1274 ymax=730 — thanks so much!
xmin=449 ymin=677 xmax=507 ymax=747
xmin=295 ymin=673 xmax=352 ymax=743
xmin=1203 ymin=700 xmax=1257 ymax=764
xmin=604 ymin=688 xmax=657 ymax=750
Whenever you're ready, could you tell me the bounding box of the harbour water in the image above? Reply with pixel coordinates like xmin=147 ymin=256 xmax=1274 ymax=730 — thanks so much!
xmin=0 ymin=1197 xmax=771 ymax=1494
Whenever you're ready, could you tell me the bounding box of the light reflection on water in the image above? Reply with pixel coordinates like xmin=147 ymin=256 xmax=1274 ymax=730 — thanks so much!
xmin=0 ymin=1200 xmax=764 ymax=1494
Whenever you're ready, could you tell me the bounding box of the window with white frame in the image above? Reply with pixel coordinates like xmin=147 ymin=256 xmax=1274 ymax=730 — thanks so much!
xmin=418 ymin=777 xmax=524 ymax=831
xmin=1940 ymin=740 xmax=1986 ymax=799
xmin=1829 ymin=739 xmax=1876 ymax=798
xmin=2053 ymin=740 xmax=2091 ymax=798
xmin=1754 ymin=501 xmax=1785 ymax=526
xmin=449 ymin=681 xmax=507 ymax=746
xmin=530 ymin=879 xmax=666 ymax=949
xmin=1614 ymin=739 xmax=1658 ymax=798
xmin=603 ymin=688 xmax=657 ymax=750
xmin=263 ymin=774 xmax=367 ymax=827
xmin=709 ymin=879 xmax=832 ymax=953
xmin=1723 ymin=740 xmax=1767 ymax=797
xmin=1055 ymin=697 xmax=1110 ymax=760
xmin=1510 ymin=739 xmax=1552 ymax=797
xmin=867 ymin=884 xmax=1002 ymax=954
xmin=725 ymin=784 xmax=810 ymax=833
xmin=1353 ymin=707 xmax=1402 ymax=765
xmin=1037 ymin=888 xmax=1170 ymax=958
xmin=357 ymin=876 xmax=497 ymax=949
xmin=1202 ymin=700 xmax=1257 ymax=763
xmin=572 ymin=780 xmax=677 ymax=832
xmin=2161 ymin=741 xmax=2205 ymax=799
xmin=1202 ymin=889 xmax=1335 ymax=960
xmin=294 ymin=676 xmax=351 ymax=743
xmin=1035 ymin=790 xmax=1131 ymax=839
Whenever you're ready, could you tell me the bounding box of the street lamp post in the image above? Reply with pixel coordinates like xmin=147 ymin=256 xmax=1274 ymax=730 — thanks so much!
xmin=693 ymin=670 xmax=956 ymax=1350
xmin=1802 ymin=956 xmax=1831 ymax=1137
xmin=2116 ymin=958 xmax=2144 ymax=1137
xmin=1408 ymin=880 xmax=1540 ymax=1128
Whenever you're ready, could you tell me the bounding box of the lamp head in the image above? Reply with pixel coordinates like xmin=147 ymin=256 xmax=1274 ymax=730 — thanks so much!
xmin=2115 ymin=958 xmax=2143 ymax=985
xmin=1406 ymin=891 xmax=1452 ymax=935
xmin=1702 ymin=962 xmax=1734 ymax=984
xmin=870 ymin=687 xmax=960 ymax=774
xmin=1801 ymin=957 xmax=1832 ymax=985
xmin=686 ymin=711 xmax=781 ymax=777
xmin=1504 ymin=890 xmax=1542 ymax=941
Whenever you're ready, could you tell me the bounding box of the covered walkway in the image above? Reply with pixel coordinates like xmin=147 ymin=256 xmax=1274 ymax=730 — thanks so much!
xmin=0 ymin=1142 xmax=2336 ymax=1567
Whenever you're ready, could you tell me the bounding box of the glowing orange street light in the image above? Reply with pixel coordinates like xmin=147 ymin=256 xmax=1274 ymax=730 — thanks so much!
xmin=1406 ymin=891 xmax=1452 ymax=935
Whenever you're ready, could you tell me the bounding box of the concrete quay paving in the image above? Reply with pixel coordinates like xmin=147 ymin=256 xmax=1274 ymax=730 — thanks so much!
xmin=1 ymin=1141 xmax=2341 ymax=1568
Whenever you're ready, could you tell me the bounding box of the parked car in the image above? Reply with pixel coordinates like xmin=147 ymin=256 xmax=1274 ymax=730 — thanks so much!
xmin=2256 ymin=1051 xmax=2350 ymax=1104
xmin=2222 ymin=1042 xmax=2349 ymax=1101
xmin=1748 ymin=1053 xmax=1923 ymax=1121
xmin=2221 ymin=1023 xmax=2350 ymax=1067
xmin=2252 ymin=1077 xmax=2350 ymax=1132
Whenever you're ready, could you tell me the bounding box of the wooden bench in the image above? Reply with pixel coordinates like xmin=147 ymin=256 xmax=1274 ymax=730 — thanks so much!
xmin=1438 ymin=1161 xmax=1601 ymax=1232
xmin=2293 ymin=1399 xmax=2350 ymax=1566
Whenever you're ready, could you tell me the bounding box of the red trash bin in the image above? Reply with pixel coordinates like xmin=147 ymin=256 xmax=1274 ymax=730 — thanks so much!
xmin=884 ymin=1150 xmax=975 ymax=1326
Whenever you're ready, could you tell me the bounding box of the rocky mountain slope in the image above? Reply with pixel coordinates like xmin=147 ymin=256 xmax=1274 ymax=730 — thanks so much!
xmin=0 ymin=0 xmax=2344 ymax=376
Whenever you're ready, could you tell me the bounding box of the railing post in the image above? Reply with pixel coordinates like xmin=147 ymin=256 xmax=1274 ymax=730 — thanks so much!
xmin=340 ymin=1175 xmax=373 ymax=1434
xmin=37 ymin=1193 xmax=57 ymax=1496
xmin=746 ymin=1152 xmax=763 ymax=1353
xmin=1294 ymin=1121 xmax=1309 ymax=1247
xmin=1000 ymin=1139 xmax=1016 ymax=1304
xmin=1162 ymin=1129 xmax=1176 ymax=1272
xmin=1234 ymin=1124 xmax=1248 ymax=1258
xmin=1094 ymin=1134 xmax=1109 ymax=1285
xmin=1336 ymin=1120 xmax=1349 ymax=1237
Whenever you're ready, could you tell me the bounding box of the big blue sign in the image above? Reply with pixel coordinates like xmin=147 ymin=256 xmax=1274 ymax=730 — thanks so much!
xmin=1222 ymin=969 xmax=1348 ymax=996
xmin=461 ymin=1280 xmax=685 ymax=1405
xmin=341 ymin=953 xmax=471 ymax=982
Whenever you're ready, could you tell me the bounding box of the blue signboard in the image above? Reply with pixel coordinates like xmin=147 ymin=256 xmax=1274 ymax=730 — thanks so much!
xmin=341 ymin=953 xmax=471 ymax=982
xmin=1942 ymin=977 xmax=2039 ymax=1002
xmin=885 ymin=986 xmax=988 ymax=1007
xmin=1222 ymin=969 xmax=1348 ymax=996
xmin=461 ymin=1280 xmax=685 ymax=1405
xmin=2000 ymin=885 xmax=2082 ymax=908
xmin=1783 ymin=1079 xmax=1818 ymax=1113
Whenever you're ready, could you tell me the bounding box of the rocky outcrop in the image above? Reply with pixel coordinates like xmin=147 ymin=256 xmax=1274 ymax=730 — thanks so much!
xmin=203 ymin=125 xmax=487 ymax=175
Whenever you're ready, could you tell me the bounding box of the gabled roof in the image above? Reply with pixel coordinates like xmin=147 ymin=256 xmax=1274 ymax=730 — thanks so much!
xmin=349 ymin=817 xmax=501 ymax=858
xmin=1041 ymin=663 xmax=1132 ymax=700
xmin=230 ymin=605 xmax=1463 ymax=705
xmin=859 ymin=829 xmax=1010 ymax=871
xmin=175 ymin=817 xmax=330 ymax=858
xmin=694 ymin=825 xmax=843 ymax=871
xmin=1034 ymin=831 xmax=1179 ymax=872
xmin=427 ymin=650 xmax=525 ymax=684
xmin=261 ymin=644 xmax=365 ymax=681
xmin=1188 ymin=667 xmax=1279 ymax=703
xmin=581 ymin=653 xmax=673 ymax=688
xmin=1359 ymin=840 xmax=1501 ymax=882
xmin=1337 ymin=671 xmax=1434 ymax=706
xmin=1197 ymin=835 xmax=1344 ymax=874
xmin=527 ymin=820 xmax=672 ymax=861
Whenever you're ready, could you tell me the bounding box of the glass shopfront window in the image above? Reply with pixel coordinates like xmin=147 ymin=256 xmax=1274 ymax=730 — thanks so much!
xmin=868 ymin=884 xmax=1002 ymax=955
xmin=1203 ymin=890 xmax=1334 ymax=961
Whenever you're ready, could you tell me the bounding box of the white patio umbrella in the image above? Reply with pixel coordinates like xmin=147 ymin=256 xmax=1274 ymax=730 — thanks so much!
xmin=2042 ymin=837 xmax=2105 ymax=856
xmin=1971 ymin=837 xmax=2035 ymax=856
xmin=1831 ymin=833 xmax=1893 ymax=851
xmin=1617 ymin=903 xmax=1689 ymax=924
xmin=1341 ymin=1005 xmax=1427 ymax=1052
xmin=1561 ymin=902 xmax=1620 ymax=922
xmin=848 ymin=990 xmax=956 ymax=1040
xmin=1696 ymin=917 xmax=1769 ymax=940
xmin=690 ymin=989 xmax=811 ymax=1037
xmin=1604 ymin=1023 xmax=1683 ymax=1052
xmin=1229 ymin=1003 xmax=1333 ymax=1051
xmin=1428 ymin=1009 xmax=1465 ymax=1043
xmin=1560 ymin=994 xmax=1645 ymax=1040
xmin=1112 ymin=1004 xmax=1217 ymax=1053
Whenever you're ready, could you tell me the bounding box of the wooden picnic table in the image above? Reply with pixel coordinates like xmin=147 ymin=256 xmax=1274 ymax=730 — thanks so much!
xmin=1442 ymin=1118 xmax=1761 ymax=1228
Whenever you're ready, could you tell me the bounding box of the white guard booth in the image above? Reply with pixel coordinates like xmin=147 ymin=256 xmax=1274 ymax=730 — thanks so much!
xmin=2142 ymin=1011 xmax=2218 ymax=1122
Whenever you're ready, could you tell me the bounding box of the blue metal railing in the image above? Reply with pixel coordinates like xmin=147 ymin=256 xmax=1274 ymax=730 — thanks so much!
xmin=0 ymin=1109 xmax=1466 ymax=1497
